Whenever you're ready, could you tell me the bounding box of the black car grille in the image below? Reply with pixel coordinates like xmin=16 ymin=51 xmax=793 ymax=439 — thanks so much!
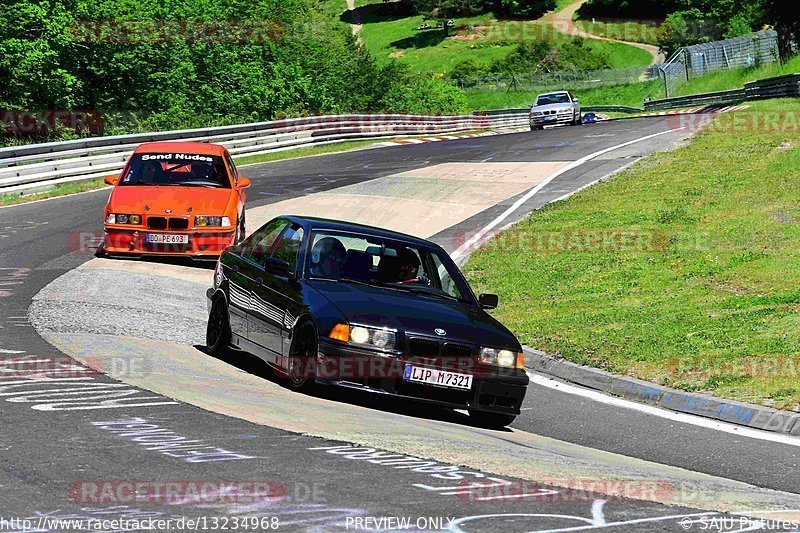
xmin=441 ymin=343 xmax=472 ymax=358
xmin=168 ymin=218 xmax=189 ymax=230
xmin=146 ymin=217 xmax=189 ymax=230
xmin=408 ymin=338 xmax=440 ymax=359
xmin=147 ymin=217 xmax=167 ymax=230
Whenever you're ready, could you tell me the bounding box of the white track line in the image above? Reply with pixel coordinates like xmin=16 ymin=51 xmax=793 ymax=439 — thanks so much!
xmin=450 ymin=127 xmax=686 ymax=260
xmin=527 ymin=371 xmax=800 ymax=448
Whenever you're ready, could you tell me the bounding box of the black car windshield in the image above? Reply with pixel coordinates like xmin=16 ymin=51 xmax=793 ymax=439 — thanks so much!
xmin=120 ymin=153 xmax=230 ymax=188
xmin=536 ymin=93 xmax=571 ymax=105
xmin=305 ymin=231 xmax=472 ymax=302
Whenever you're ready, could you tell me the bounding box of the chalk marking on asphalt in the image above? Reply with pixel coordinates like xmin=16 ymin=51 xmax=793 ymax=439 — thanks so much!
xmin=526 ymin=372 xmax=800 ymax=448
xmin=450 ymin=127 xmax=686 ymax=260
xmin=591 ymin=500 xmax=607 ymax=526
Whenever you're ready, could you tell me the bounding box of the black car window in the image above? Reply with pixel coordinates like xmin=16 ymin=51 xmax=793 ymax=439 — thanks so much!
xmin=271 ymin=225 xmax=304 ymax=273
xmin=240 ymin=218 xmax=287 ymax=265
xmin=305 ymin=230 xmax=472 ymax=302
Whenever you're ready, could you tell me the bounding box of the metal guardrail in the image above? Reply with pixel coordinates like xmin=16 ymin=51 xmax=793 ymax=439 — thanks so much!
xmin=744 ymin=73 xmax=800 ymax=99
xmin=0 ymin=111 xmax=530 ymax=194
xmin=644 ymin=73 xmax=800 ymax=111
xmin=644 ymin=88 xmax=747 ymax=111
xmin=582 ymin=105 xmax=644 ymax=114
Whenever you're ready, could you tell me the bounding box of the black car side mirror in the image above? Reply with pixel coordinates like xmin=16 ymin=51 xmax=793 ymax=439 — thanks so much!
xmin=478 ymin=293 xmax=499 ymax=310
xmin=267 ymin=257 xmax=292 ymax=278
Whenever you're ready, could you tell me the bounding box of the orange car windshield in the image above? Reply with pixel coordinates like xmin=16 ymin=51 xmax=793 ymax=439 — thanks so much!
xmin=120 ymin=153 xmax=230 ymax=188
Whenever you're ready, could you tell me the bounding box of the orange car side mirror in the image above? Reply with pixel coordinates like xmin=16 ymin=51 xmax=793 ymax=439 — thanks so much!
xmin=104 ymin=175 xmax=118 ymax=186
xmin=237 ymin=177 xmax=251 ymax=189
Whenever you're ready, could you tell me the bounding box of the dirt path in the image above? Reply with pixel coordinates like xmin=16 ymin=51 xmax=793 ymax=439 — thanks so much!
xmin=345 ymin=0 xmax=363 ymax=42
xmin=543 ymin=0 xmax=665 ymax=65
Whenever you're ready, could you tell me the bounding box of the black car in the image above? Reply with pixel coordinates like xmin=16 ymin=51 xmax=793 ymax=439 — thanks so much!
xmin=206 ymin=215 xmax=529 ymax=428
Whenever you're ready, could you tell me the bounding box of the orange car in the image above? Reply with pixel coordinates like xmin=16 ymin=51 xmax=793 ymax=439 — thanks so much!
xmin=101 ymin=142 xmax=250 ymax=259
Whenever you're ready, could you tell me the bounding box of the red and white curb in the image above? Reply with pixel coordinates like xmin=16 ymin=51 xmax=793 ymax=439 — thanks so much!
xmin=638 ymin=104 xmax=750 ymax=117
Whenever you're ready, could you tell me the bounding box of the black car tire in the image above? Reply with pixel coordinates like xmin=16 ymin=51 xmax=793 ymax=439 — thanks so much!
xmin=286 ymin=323 xmax=317 ymax=392
xmin=530 ymin=125 xmax=542 ymax=131
xmin=469 ymin=410 xmax=516 ymax=429
xmin=206 ymin=297 xmax=232 ymax=357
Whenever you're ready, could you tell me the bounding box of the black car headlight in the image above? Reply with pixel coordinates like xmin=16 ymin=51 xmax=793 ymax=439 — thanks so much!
xmin=329 ymin=323 xmax=396 ymax=350
xmin=479 ymin=347 xmax=524 ymax=369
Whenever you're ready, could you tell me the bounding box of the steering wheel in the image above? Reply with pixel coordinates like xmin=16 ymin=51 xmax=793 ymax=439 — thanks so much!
xmin=400 ymin=275 xmax=430 ymax=286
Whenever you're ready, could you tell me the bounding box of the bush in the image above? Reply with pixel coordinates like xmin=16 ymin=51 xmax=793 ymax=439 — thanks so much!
xmin=381 ymin=73 xmax=469 ymax=114
xmin=488 ymin=38 xmax=610 ymax=75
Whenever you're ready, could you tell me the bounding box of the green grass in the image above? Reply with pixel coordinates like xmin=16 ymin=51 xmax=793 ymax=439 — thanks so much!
xmin=574 ymin=19 xmax=660 ymax=46
xmin=464 ymin=98 xmax=800 ymax=410
xmin=349 ymin=0 xmax=652 ymax=74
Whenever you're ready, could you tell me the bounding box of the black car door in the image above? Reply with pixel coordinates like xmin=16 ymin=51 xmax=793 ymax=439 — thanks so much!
xmin=225 ymin=253 xmax=252 ymax=339
xmin=231 ymin=218 xmax=287 ymax=350
xmin=250 ymin=223 xmax=305 ymax=365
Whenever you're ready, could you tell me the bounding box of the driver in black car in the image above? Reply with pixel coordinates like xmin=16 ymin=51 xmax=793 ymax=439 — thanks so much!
xmin=309 ymin=237 xmax=346 ymax=279
xmin=396 ymin=247 xmax=429 ymax=285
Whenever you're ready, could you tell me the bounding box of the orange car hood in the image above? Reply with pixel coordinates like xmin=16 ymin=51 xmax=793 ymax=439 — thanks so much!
xmin=108 ymin=186 xmax=235 ymax=216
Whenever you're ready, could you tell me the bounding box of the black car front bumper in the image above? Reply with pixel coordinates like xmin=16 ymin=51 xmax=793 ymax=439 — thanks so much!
xmin=315 ymin=339 xmax=529 ymax=416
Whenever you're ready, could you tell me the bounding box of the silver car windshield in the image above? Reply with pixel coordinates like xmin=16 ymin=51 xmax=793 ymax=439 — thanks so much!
xmin=536 ymin=94 xmax=571 ymax=106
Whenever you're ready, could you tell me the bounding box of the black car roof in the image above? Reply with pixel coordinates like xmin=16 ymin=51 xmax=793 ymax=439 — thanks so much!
xmin=284 ymin=215 xmax=434 ymax=248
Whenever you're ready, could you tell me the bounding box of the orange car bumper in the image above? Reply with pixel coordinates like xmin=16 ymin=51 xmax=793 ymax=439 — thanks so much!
xmin=103 ymin=227 xmax=236 ymax=258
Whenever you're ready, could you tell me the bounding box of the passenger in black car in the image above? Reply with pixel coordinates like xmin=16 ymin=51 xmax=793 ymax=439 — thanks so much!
xmin=309 ymin=237 xmax=346 ymax=279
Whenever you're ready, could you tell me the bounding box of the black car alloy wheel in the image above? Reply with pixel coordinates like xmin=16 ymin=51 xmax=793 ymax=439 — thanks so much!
xmin=287 ymin=323 xmax=316 ymax=391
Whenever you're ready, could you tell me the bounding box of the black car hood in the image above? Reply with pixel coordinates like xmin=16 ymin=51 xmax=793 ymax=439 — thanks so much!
xmin=308 ymin=280 xmax=520 ymax=350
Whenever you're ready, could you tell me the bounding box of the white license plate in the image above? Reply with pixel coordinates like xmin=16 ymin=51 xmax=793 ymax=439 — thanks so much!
xmin=146 ymin=234 xmax=188 ymax=244
xmin=403 ymin=364 xmax=473 ymax=390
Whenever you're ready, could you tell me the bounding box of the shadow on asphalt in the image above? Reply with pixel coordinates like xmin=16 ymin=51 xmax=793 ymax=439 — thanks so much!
xmin=193 ymin=344 xmax=512 ymax=432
